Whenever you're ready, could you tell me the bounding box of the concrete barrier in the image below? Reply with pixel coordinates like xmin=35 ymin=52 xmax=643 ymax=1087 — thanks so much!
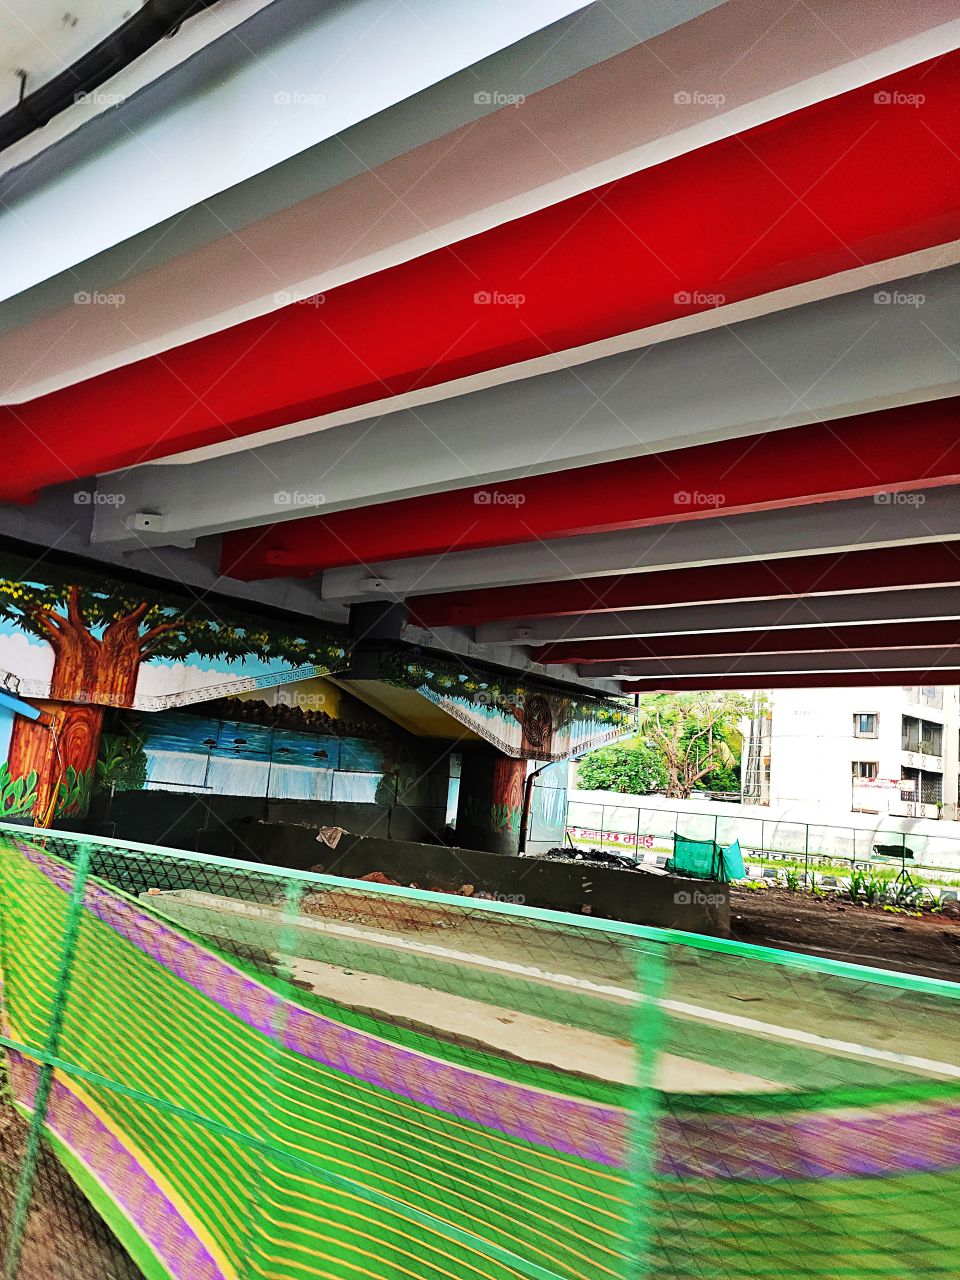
xmin=208 ymin=821 xmax=730 ymax=936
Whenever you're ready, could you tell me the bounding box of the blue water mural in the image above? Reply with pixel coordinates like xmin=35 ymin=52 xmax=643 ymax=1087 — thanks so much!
xmin=528 ymin=761 xmax=569 ymax=844
xmin=142 ymin=712 xmax=388 ymax=802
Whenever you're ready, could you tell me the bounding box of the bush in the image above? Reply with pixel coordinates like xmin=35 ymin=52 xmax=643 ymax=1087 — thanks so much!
xmin=577 ymin=744 xmax=668 ymax=795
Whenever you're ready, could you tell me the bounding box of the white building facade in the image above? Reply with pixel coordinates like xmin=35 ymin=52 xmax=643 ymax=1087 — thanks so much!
xmin=762 ymin=686 xmax=960 ymax=821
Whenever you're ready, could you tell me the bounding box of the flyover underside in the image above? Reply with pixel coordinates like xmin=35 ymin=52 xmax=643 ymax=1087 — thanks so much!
xmin=2 ymin=5 xmax=959 ymax=711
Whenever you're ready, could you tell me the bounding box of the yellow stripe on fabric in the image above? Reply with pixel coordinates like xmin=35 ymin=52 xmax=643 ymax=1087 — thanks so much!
xmin=263 ymin=1096 xmax=625 ymax=1270
xmin=32 ymin=887 xmax=627 ymax=1256
xmin=56 ymin=1068 xmax=240 ymax=1280
xmin=5 ymin=854 xmax=623 ymax=1278
xmin=257 ymin=1166 xmax=531 ymax=1280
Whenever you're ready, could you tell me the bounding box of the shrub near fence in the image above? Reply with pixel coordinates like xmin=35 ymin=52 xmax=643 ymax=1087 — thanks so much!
xmin=0 ymin=822 xmax=959 ymax=1279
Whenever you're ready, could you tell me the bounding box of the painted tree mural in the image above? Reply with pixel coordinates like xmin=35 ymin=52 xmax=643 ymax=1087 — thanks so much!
xmin=0 ymin=577 xmax=346 ymax=822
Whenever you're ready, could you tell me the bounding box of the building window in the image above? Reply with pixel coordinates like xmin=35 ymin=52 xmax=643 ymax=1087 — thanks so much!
xmin=920 ymin=720 xmax=943 ymax=756
xmin=852 ymin=761 xmax=879 ymax=779
xmin=901 ymin=766 xmax=943 ymax=805
xmin=921 ymin=772 xmax=944 ymax=805
xmin=854 ymin=713 xmax=878 ymax=738
xmin=905 ymin=715 xmax=943 ymax=755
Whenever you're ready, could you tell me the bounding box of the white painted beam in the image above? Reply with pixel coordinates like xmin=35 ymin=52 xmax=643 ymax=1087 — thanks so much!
xmin=7 ymin=1 xmax=958 ymax=403
xmin=475 ymin=587 xmax=960 ymax=646
xmin=0 ymin=0 xmax=595 ymax=303
xmin=326 ymin=487 xmax=960 ymax=605
xmin=90 ymin=266 xmax=960 ymax=550
xmin=584 ymin=648 xmax=960 ymax=678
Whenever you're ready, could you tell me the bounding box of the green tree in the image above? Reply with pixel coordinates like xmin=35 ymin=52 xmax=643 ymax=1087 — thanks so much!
xmin=638 ymin=692 xmax=754 ymax=799
xmin=576 ymin=741 xmax=668 ymax=794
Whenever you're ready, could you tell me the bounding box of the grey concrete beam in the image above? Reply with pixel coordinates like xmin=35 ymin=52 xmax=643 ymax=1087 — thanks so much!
xmin=325 ymin=487 xmax=960 ymax=605
xmin=477 ymin=587 xmax=960 ymax=646
xmin=90 ymin=265 xmax=960 ymax=550
xmin=584 ymin=647 xmax=960 ymax=679
xmin=0 ymin=0 xmax=691 ymax=328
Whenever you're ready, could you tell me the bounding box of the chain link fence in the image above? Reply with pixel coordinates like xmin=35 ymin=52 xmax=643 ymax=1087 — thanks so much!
xmin=0 ymin=820 xmax=958 ymax=1278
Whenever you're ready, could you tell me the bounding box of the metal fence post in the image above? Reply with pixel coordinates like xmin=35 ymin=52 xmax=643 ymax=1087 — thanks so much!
xmin=804 ymin=825 xmax=810 ymax=888
xmin=4 ymin=841 xmax=92 ymax=1280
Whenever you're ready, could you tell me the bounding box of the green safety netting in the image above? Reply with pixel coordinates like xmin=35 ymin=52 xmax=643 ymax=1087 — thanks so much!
xmin=0 ymin=821 xmax=957 ymax=1279
xmin=667 ymin=833 xmax=746 ymax=881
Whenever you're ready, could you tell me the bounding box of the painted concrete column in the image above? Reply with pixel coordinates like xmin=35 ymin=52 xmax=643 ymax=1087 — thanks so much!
xmin=455 ymin=746 xmax=527 ymax=855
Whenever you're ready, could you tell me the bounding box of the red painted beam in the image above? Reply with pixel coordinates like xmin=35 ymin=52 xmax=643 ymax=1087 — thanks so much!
xmin=622 ymin=671 xmax=960 ymax=692
xmin=534 ymin=621 xmax=960 ymax=665
xmin=409 ymin=543 xmax=960 ymax=629
xmin=221 ymin=398 xmax=960 ymax=578
xmin=3 ymin=54 xmax=960 ymax=501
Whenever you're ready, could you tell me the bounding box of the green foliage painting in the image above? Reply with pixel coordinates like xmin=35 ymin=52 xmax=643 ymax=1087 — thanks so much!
xmin=0 ymin=764 xmax=38 ymax=819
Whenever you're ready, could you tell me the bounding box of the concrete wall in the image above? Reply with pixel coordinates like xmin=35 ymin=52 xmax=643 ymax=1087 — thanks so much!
xmin=203 ymin=820 xmax=729 ymax=936
xmin=80 ymin=788 xmax=447 ymax=852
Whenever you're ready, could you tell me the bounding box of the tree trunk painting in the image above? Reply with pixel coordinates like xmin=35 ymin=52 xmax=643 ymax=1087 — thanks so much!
xmin=7 ymin=702 xmax=103 ymax=823
xmin=5 ymin=587 xmax=167 ymax=822
xmin=0 ymin=569 xmax=345 ymax=826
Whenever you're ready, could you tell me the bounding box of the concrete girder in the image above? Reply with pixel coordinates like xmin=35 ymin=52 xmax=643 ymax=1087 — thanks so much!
xmin=583 ymin=647 xmax=960 ymax=679
xmin=4 ymin=0 xmax=952 ymax=405
xmin=0 ymin=0 xmax=596 ymax=303
xmin=89 ymin=265 xmax=960 ymax=550
xmin=475 ymin=587 xmax=960 ymax=647
xmin=323 ymin=488 xmax=960 ymax=605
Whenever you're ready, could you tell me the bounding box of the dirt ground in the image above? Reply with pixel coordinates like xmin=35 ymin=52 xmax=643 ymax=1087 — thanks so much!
xmin=0 ymin=1102 xmax=141 ymax=1280
xmin=730 ymin=886 xmax=960 ymax=981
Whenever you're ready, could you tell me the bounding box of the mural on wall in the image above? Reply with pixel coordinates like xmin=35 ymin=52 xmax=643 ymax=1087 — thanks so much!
xmin=87 ymin=677 xmax=448 ymax=835
xmin=0 ymin=554 xmax=348 ymax=824
xmin=379 ymin=648 xmax=636 ymax=760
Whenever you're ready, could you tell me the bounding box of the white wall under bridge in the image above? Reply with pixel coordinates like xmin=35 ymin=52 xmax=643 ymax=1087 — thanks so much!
xmin=566 ymin=788 xmax=960 ymax=877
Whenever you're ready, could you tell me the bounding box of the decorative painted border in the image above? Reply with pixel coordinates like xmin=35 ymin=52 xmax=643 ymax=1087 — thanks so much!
xmin=14 ymin=662 xmax=344 ymax=712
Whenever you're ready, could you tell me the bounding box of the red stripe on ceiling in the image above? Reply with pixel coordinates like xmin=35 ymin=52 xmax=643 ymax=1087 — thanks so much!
xmin=220 ymin=398 xmax=960 ymax=578
xmin=408 ymin=543 xmax=960 ymax=628
xmin=533 ymin=622 xmax=960 ymax=664
xmin=621 ymin=671 xmax=960 ymax=691
xmin=2 ymin=53 xmax=959 ymax=501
